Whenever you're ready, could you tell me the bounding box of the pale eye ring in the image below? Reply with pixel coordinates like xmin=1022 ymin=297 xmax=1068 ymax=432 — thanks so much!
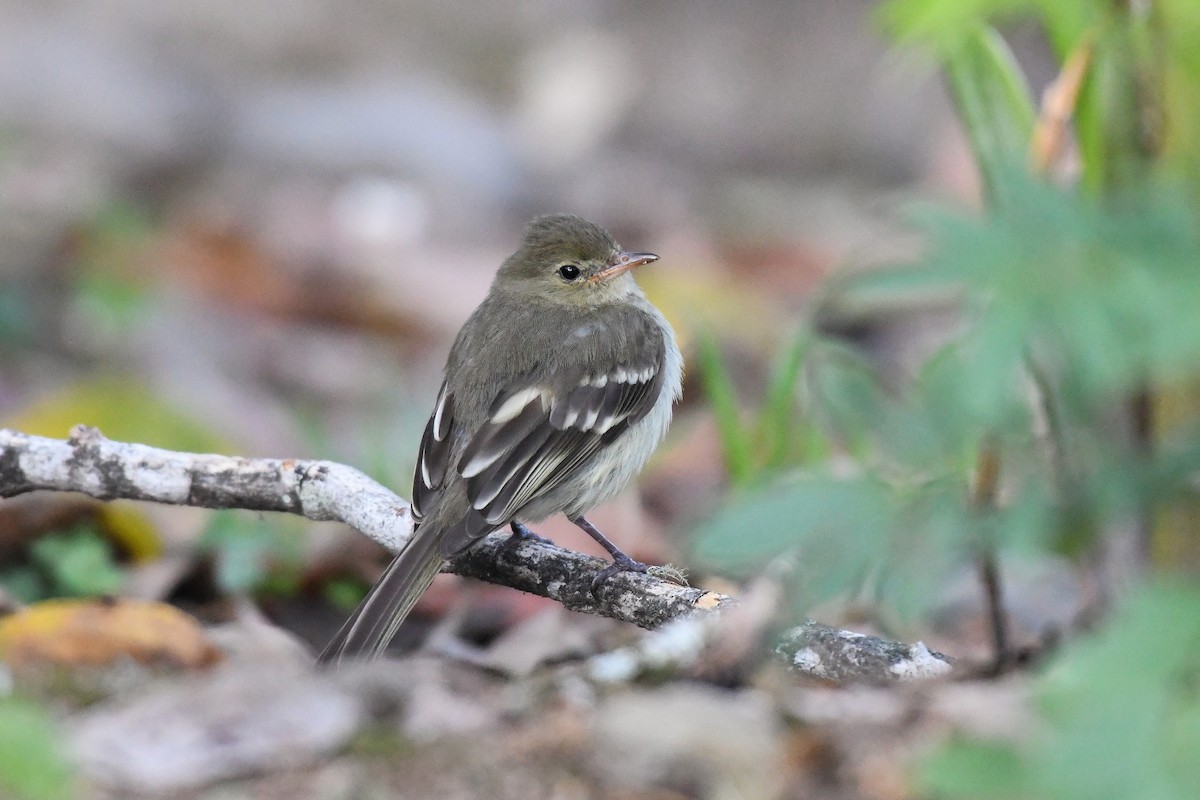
xmin=557 ymin=264 xmax=581 ymax=281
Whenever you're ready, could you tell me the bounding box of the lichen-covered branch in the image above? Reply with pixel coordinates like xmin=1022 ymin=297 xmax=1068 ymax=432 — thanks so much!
xmin=775 ymin=620 xmax=953 ymax=683
xmin=0 ymin=426 xmax=955 ymax=682
xmin=0 ymin=426 xmax=726 ymax=630
xmin=0 ymin=425 xmax=414 ymax=552
xmin=452 ymin=535 xmax=731 ymax=628
xmin=586 ymin=609 xmax=954 ymax=686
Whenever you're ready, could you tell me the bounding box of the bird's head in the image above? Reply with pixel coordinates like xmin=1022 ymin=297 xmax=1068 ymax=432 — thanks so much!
xmin=495 ymin=214 xmax=658 ymax=307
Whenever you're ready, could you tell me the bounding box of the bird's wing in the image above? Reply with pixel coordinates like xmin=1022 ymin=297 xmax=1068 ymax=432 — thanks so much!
xmin=411 ymin=382 xmax=454 ymax=521
xmin=432 ymin=337 xmax=666 ymax=556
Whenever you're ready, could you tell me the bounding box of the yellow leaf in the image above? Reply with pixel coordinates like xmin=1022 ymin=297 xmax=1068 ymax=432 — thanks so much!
xmin=96 ymin=503 xmax=162 ymax=562
xmin=0 ymin=598 xmax=221 ymax=670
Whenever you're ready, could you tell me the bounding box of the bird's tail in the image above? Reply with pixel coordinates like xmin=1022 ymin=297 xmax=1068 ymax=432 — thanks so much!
xmin=317 ymin=527 xmax=445 ymax=667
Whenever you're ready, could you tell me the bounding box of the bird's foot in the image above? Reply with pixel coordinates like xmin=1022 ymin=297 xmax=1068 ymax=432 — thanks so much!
xmin=590 ymin=552 xmax=649 ymax=594
xmin=502 ymin=521 xmax=554 ymax=555
xmin=569 ymin=515 xmax=653 ymax=594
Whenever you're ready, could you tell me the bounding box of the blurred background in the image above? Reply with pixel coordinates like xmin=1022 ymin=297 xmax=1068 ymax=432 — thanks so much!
xmin=4 ymin=1 xmax=1200 ymax=799
xmin=0 ymin=0 xmax=979 ymax=629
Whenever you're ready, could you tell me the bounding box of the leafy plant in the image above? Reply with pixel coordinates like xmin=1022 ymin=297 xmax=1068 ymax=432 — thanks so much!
xmin=694 ymin=0 xmax=1200 ymax=795
xmin=697 ymin=0 xmax=1200 ymax=610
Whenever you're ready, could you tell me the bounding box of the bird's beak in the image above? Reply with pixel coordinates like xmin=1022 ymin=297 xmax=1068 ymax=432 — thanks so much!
xmin=590 ymin=251 xmax=659 ymax=283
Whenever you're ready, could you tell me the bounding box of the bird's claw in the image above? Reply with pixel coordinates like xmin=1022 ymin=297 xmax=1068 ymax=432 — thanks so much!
xmin=590 ymin=554 xmax=649 ymax=594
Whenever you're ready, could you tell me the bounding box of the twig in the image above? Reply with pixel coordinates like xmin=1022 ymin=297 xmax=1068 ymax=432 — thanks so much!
xmin=589 ymin=563 xmax=955 ymax=685
xmin=971 ymin=439 xmax=1009 ymax=673
xmin=0 ymin=425 xmax=954 ymax=682
xmin=774 ymin=620 xmax=954 ymax=683
xmin=1029 ymin=37 xmax=1093 ymax=175
xmin=0 ymin=426 xmax=725 ymax=631
xmin=0 ymin=425 xmax=414 ymax=552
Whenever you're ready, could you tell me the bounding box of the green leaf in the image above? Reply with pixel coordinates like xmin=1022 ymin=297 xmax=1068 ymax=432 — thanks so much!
xmin=882 ymin=479 xmax=976 ymax=617
xmin=888 ymin=176 xmax=1200 ymax=414
xmin=0 ymin=568 xmax=46 ymax=604
xmin=943 ymin=24 xmax=1037 ymax=207
xmin=695 ymin=331 xmax=754 ymax=485
xmin=803 ymin=338 xmax=891 ymax=458
xmin=28 ymin=527 xmax=124 ymax=598
xmin=693 ymin=475 xmax=895 ymax=603
xmin=0 ymin=697 xmax=73 ymax=800
xmin=880 ymin=0 xmax=1019 ymax=51
xmin=199 ymin=511 xmax=306 ymax=594
xmin=879 ymin=0 xmax=1093 ymax=56
xmin=755 ymin=329 xmax=811 ymax=471
xmin=1036 ymin=582 xmax=1200 ymax=800
xmin=1159 ymin=0 xmax=1200 ymax=183
xmin=322 ymin=577 xmax=369 ymax=611
xmin=920 ymin=738 xmax=1027 ymax=799
xmin=1074 ymin=15 xmax=1143 ymax=193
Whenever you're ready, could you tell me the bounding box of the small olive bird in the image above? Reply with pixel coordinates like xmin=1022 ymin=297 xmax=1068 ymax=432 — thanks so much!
xmin=319 ymin=214 xmax=682 ymax=664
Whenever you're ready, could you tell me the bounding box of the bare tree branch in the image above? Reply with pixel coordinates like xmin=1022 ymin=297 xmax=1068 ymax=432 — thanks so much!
xmin=0 ymin=424 xmax=415 ymax=551
xmin=774 ymin=620 xmax=954 ymax=683
xmin=0 ymin=426 xmax=954 ymax=682
xmin=0 ymin=426 xmax=724 ymax=629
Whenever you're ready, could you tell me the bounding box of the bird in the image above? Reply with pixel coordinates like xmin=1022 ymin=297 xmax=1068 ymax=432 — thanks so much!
xmin=318 ymin=213 xmax=683 ymax=665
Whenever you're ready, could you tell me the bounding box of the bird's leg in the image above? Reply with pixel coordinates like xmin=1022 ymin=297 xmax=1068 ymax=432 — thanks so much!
xmin=569 ymin=516 xmax=648 ymax=591
xmin=501 ymin=520 xmax=554 ymax=555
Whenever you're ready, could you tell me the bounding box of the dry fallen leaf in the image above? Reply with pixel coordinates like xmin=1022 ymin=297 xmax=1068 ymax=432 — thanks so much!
xmin=0 ymin=597 xmax=221 ymax=670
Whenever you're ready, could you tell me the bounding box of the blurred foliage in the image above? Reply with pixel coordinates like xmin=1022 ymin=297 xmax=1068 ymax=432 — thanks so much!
xmin=29 ymin=527 xmax=124 ymax=599
xmin=699 ymin=0 xmax=1200 ymax=792
xmin=94 ymin=502 xmax=163 ymax=564
xmin=69 ymin=269 xmax=149 ymax=343
xmin=0 ymin=286 xmax=37 ymax=347
xmin=198 ymin=510 xmax=305 ymax=595
xmin=696 ymin=329 xmax=830 ymax=487
xmin=0 ymin=697 xmax=73 ymax=800
xmin=0 ymin=526 xmax=124 ymax=603
xmin=68 ymin=202 xmax=155 ymax=336
xmin=922 ymin=581 xmax=1200 ymax=800
xmin=942 ymin=24 xmax=1036 ymax=206
xmin=698 ymin=0 xmax=1200 ymax=608
xmin=322 ymin=576 xmax=371 ymax=611
xmin=880 ymin=0 xmax=1200 ymax=190
xmin=6 ymin=377 xmax=230 ymax=454
xmin=861 ymin=176 xmax=1200 ymax=416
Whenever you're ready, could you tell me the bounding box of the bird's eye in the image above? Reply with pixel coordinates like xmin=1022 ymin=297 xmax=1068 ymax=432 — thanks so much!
xmin=558 ymin=264 xmax=581 ymax=281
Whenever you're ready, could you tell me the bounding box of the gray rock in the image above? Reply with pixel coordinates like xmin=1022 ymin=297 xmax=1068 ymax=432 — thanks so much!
xmin=590 ymin=684 xmax=787 ymax=800
xmin=70 ymin=663 xmax=362 ymax=793
xmin=480 ymin=607 xmax=599 ymax=678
